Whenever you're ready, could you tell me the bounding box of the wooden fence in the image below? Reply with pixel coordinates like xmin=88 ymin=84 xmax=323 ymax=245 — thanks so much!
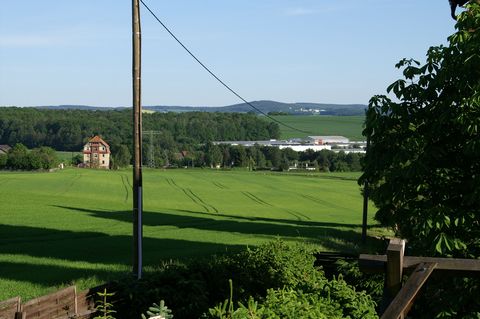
xmin=360 ymin=238 xmax=480 ymax=319
xmin=0 ymin=284 xmax=109 ymax=319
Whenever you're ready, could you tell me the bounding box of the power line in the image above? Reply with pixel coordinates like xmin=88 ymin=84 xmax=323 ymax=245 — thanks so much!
xmin=139 ymin=0 xmax=313 ymax=135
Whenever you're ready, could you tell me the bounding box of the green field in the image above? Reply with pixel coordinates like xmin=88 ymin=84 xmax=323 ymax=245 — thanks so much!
xmin=56 ymin=151 xmax=81 ymax=163
xmin=270 ymin=115 xmax=365 ymax=140
xmin=0 ymin=168 xmax=386 ymax=301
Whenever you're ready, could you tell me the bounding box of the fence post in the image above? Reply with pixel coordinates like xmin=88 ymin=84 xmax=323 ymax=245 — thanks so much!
xmin=384 ymin=238 xmax=405 ymax=318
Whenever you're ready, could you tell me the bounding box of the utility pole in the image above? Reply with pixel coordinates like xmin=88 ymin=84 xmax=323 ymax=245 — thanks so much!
xmin=132 ymin=0 xmax=143 ymax=279
xmin=361 ymin=137 xmax=370 ymax=244
xmin=143 ymin=130 xmax=163 ymax=168
xmin=148 ymin=130 xmax=155 ymax=168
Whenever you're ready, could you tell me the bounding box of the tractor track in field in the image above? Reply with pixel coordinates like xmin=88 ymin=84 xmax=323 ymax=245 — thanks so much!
xmin=241 ymin=191 xmax=272 ymax=206
xmin=241 ymin=191 xmax=310 ymax=221
xmin=301 ymin=194 xmax=343 ymax=209
xmin=165 ymin=178 xmax=218 ymax=213
xmin=186 ymin=188 xmax=219 ymax=213
xmin=57 ymin=174 xmax=82 ymax=196
xmin=120 ymin=174 xmax=130 ymax=202
xmin=212 ymin=181 xmax=228 ymax=189
xmin=285 ymin=209 xmax=311 ymax=221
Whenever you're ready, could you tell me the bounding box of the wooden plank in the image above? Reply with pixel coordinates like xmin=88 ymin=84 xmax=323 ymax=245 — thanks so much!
xmin=381 ymin=262 xmax=437 ymax=319
xmin=0 ymin=296 xmax=21 ymax=319
xmin=385 ymin=239 xmax=405 ymax=299
xmin=23 ymin=286 xmax=76 ymax=319
xmin=76 ymin=290 xmax=96 ymax=317
xmin=77 ymin=283 xmax=114 ymax=318
xmin=360 ymin=254 xmax=480 ymax=276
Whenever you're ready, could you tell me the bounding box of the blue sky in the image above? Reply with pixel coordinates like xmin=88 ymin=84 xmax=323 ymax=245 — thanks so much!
xmin=0 ymin=1 xmax=458 ymax=107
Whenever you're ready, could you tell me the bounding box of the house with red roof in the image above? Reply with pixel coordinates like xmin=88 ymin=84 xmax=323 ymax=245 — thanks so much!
xmin=82 ymin=136 xmax=110 ymax=169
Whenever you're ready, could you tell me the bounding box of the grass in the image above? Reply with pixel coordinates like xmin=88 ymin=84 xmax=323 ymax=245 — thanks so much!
xmin=56 ymin=151 xmax=81 ymax=163
xmin=269 ymin=115 xmax=365 ymax=140
xmin=0 ymin=168 xmax=388 ymax=301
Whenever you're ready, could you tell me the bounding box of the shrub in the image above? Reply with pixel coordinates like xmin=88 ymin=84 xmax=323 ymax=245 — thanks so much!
xmin=112 ymin=240 xmax=377 ymax=319
xmin=0 ymin=154 xmax=7 ymax=168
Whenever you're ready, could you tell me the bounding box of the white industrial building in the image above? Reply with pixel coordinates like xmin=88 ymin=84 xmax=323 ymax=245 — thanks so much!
xmin=213 ymin=140 xmax=331 ymax=152
xmin=307 ymin=136 xmax=350 ymax=145
xmin=213 ymin=135 xmax=369 ymax=153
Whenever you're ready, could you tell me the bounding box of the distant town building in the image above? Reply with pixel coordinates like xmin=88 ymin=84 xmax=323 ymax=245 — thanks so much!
xmin=0 ymin=145 xmax=11 ymax=155
xmin=213 ymin=136 xmax=367 ymax=154
xmin=82 ymin=136 xmax=110 ymax=169
xmin=307 ymin=136 xmax=350 ymax=145
xmin=213 ymin=140 xmax=331 ymax=152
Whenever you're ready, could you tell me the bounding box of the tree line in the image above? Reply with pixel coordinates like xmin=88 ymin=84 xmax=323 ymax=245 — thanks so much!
xmin=0 ymin=108 xmax=280 ymax=155
xmin=156 ymin=143 xmax=363 ymax=172
xmin=0 ymin=107 xmax=363 ymax=172
xmin=0 ymin=144 xmax=58 ymax=170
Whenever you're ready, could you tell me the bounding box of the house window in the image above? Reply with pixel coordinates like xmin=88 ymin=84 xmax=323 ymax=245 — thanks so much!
xmin=94 ymin=154 xmax=98 ymax=158
xmin=102 ymin=154 xmax=105 ymax=158
xmin=102 ymin=160 xmax=105 ymax=164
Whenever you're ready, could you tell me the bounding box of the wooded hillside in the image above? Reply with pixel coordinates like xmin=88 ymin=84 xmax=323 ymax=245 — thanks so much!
xmin=0 ymin=108 xmax=280 ymax=153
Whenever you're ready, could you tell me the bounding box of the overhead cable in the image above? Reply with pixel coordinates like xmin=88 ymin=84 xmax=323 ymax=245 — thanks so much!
xmin=139 ymin=0 xmax=313 ymax=135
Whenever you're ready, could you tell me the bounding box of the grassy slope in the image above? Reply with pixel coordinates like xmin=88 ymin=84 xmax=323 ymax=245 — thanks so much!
xmin=0 ymin=168 xmax=386 ymax=300
xmin=270 ymin=115 xmax=365 ymax=140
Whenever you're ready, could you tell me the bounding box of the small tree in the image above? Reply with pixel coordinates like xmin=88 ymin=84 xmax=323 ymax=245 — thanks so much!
xmin=360 ymin=3 xmax=480 ymax=258
xmin=114 ymin=144 xmax=131 ymax=169
xmin=7 ymin=143 xmax=29 ymax=169
xmin=32 ymin=146 xmax=58 ymax=169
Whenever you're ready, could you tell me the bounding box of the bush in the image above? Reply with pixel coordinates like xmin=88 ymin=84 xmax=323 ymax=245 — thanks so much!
xmin=0 ymin=154 xmax=7 ymax=169
xmin=112 ymin=240 xmax=377 ymax=319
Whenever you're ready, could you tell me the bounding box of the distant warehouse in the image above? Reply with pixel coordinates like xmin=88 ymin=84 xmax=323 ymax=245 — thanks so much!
xmin=213 ymin=139 xmax=331 ymax=152
xmin=307 ymin=136 xmax=350 ymax=145
xmin=213 ymin=135 xmax=367 ymax=154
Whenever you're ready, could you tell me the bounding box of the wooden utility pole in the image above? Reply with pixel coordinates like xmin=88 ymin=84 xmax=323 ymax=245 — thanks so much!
xmin=361 ymin=137 xmax=370 ymax=243
xmin=132 ymin=0 xmax=143 ymax=279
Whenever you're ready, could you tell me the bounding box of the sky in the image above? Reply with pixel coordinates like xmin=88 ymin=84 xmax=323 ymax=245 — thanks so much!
xmin=0 ymin=0 xmax=460 ymax=107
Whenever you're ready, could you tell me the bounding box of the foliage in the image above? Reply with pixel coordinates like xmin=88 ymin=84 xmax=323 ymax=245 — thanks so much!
xmin=0 ymin=153 xmax=7 ymax=168
xmin=113 ymin=144 xmax=131 ymax=168
xmin=113 ymin=240 xmax=377 ymax=319
xmin=411 ymin=277 xmax=480 ymax=319
xmin=31 ymin=146 xmax=58 ymax=169
xmin=141 ymin=300 xmax=174 ymax=319
xmin=0 ymin=108 xmax=279 ymax=154
xmin=206 ymin=288 xmax=344 ymax=319
xmin=360 ymin=5 xmax=480 ymax=318
xmin=202 ymin=145 xmax=364 ymax=171
xmin=360 ymin=3 xmax=480 ymax=258
xmin=71 ymin=154 xmax=83 ymax=165
xmin=2 ymin=143 xmax=58 ymax=170
xmin=205 ymin=251 xmax=378 ymax=319
xmin=94 ymin=288 xmax=117 ymax=319
xmin=6 ymin=143 xmax=29 ymax=169
xmin=335 ymin=260 xmax=384 ymax=308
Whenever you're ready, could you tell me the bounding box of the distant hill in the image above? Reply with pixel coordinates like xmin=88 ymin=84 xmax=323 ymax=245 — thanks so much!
xmin=37 ymin=105 xmax=122 ymax=111
xmin=34 ymin=100 xmax=367 ymax=116
xmin=145 ymin=100 xmax=367 ymax=116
